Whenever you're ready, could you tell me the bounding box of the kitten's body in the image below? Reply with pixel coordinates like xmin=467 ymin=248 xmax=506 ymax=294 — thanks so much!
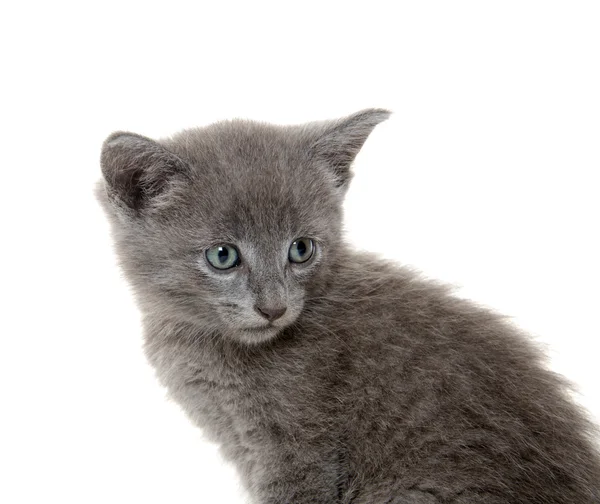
xmin=98 ymin=110 xmax=600 ymax=503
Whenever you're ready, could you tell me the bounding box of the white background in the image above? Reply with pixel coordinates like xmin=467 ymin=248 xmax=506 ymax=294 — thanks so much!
xmin=1 ymin=2 xmax=599 ymax=503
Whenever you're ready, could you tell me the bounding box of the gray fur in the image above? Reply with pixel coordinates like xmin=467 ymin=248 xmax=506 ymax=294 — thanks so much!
xmin=97 ymin=109 xmax=600 ymax=503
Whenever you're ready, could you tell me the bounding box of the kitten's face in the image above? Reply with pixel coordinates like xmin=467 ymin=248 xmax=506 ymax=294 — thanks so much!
xmin=160 ymin=126 xmax=343 ymax=344
xmin=98 ymin=110 xmax=389 ymax=344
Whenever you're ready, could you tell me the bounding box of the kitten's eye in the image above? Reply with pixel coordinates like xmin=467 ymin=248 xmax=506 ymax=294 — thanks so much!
xmin=206 ymin=245 xmax=240 ymax=270
xmin=289 ymin=238 xmax=315 ymax=264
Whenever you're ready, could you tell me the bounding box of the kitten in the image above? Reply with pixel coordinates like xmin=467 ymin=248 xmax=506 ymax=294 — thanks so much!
xmin=97 ymin=110 xmax=600 ymax=503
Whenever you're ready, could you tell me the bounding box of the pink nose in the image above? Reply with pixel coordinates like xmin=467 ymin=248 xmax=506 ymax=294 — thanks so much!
xmin=254 ymin=305 xmax=287 ymax=322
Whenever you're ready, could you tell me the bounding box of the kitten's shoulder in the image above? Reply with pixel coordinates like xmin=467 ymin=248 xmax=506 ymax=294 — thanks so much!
xmin=325 ymin=250 xmax=461 ymax=320
xmin=319 ymin=250 xmax=539 ymax=359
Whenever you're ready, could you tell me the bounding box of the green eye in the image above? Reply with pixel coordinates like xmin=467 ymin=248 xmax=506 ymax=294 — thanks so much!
xmin=206 ymin=244 xmax=240 ymax=270
xmin=289 ymin=238 xmax=315 ymax=264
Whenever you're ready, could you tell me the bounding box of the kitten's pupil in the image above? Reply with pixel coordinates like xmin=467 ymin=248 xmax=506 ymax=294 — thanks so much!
xmin=217 ymin=247 xmax=228 ymax=264
xmin=296 ymin=241 xmax=307 ymax=257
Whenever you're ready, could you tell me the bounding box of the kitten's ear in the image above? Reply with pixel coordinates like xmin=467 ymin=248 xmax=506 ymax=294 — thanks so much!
xmin=307 ymin=108 xmax=391 ymax=188
xmin=100 ymin=132 xmax=190 ymax=212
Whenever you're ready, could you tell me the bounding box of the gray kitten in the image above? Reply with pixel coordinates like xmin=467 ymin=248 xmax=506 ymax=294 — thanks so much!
xmin=97 ymin=110 xmax=600 ymax=503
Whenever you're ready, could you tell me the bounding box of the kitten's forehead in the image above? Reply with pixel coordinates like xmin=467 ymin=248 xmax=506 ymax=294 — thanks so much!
xmin=165 ymin=121 xmax=338 ymax=241
xmin=169 ymin=120 xmax=303 ymax=180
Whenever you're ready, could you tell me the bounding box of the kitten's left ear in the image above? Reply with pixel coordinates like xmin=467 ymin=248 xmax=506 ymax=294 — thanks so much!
xmin=306 ymin=108 xmax=391 ymax=189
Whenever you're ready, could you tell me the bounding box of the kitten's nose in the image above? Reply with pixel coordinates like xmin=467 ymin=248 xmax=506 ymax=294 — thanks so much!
xmin=254 ymin=305 xmax=287 ymax=322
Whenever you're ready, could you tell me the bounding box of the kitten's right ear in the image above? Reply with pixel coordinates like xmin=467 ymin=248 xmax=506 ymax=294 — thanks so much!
xmin=100 ymin=132 xmax=190 ymax=212
xmin=306 ymin=108 xmax=391 ymax=190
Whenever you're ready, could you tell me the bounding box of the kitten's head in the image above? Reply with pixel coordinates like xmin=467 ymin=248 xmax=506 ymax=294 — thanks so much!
xmin=98 ymin=109 xmax=389 ymax=344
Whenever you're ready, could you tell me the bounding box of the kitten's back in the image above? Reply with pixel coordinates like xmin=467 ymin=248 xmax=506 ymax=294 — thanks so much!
xmin=316 ymin=252 xmax=600 ymax=502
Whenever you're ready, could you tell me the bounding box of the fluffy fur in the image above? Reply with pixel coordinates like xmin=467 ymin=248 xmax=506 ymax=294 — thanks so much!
xmin=97 ymin=110 xmax=600 ymax=503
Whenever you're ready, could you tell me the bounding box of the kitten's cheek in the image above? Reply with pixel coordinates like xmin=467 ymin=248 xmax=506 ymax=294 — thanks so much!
xmin=280 ymin=300 xmax=304 ymax=326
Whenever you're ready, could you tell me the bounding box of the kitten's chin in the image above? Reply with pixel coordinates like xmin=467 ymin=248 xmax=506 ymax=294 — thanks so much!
xmin=227 ymin=325 xmax=284 ymax=345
